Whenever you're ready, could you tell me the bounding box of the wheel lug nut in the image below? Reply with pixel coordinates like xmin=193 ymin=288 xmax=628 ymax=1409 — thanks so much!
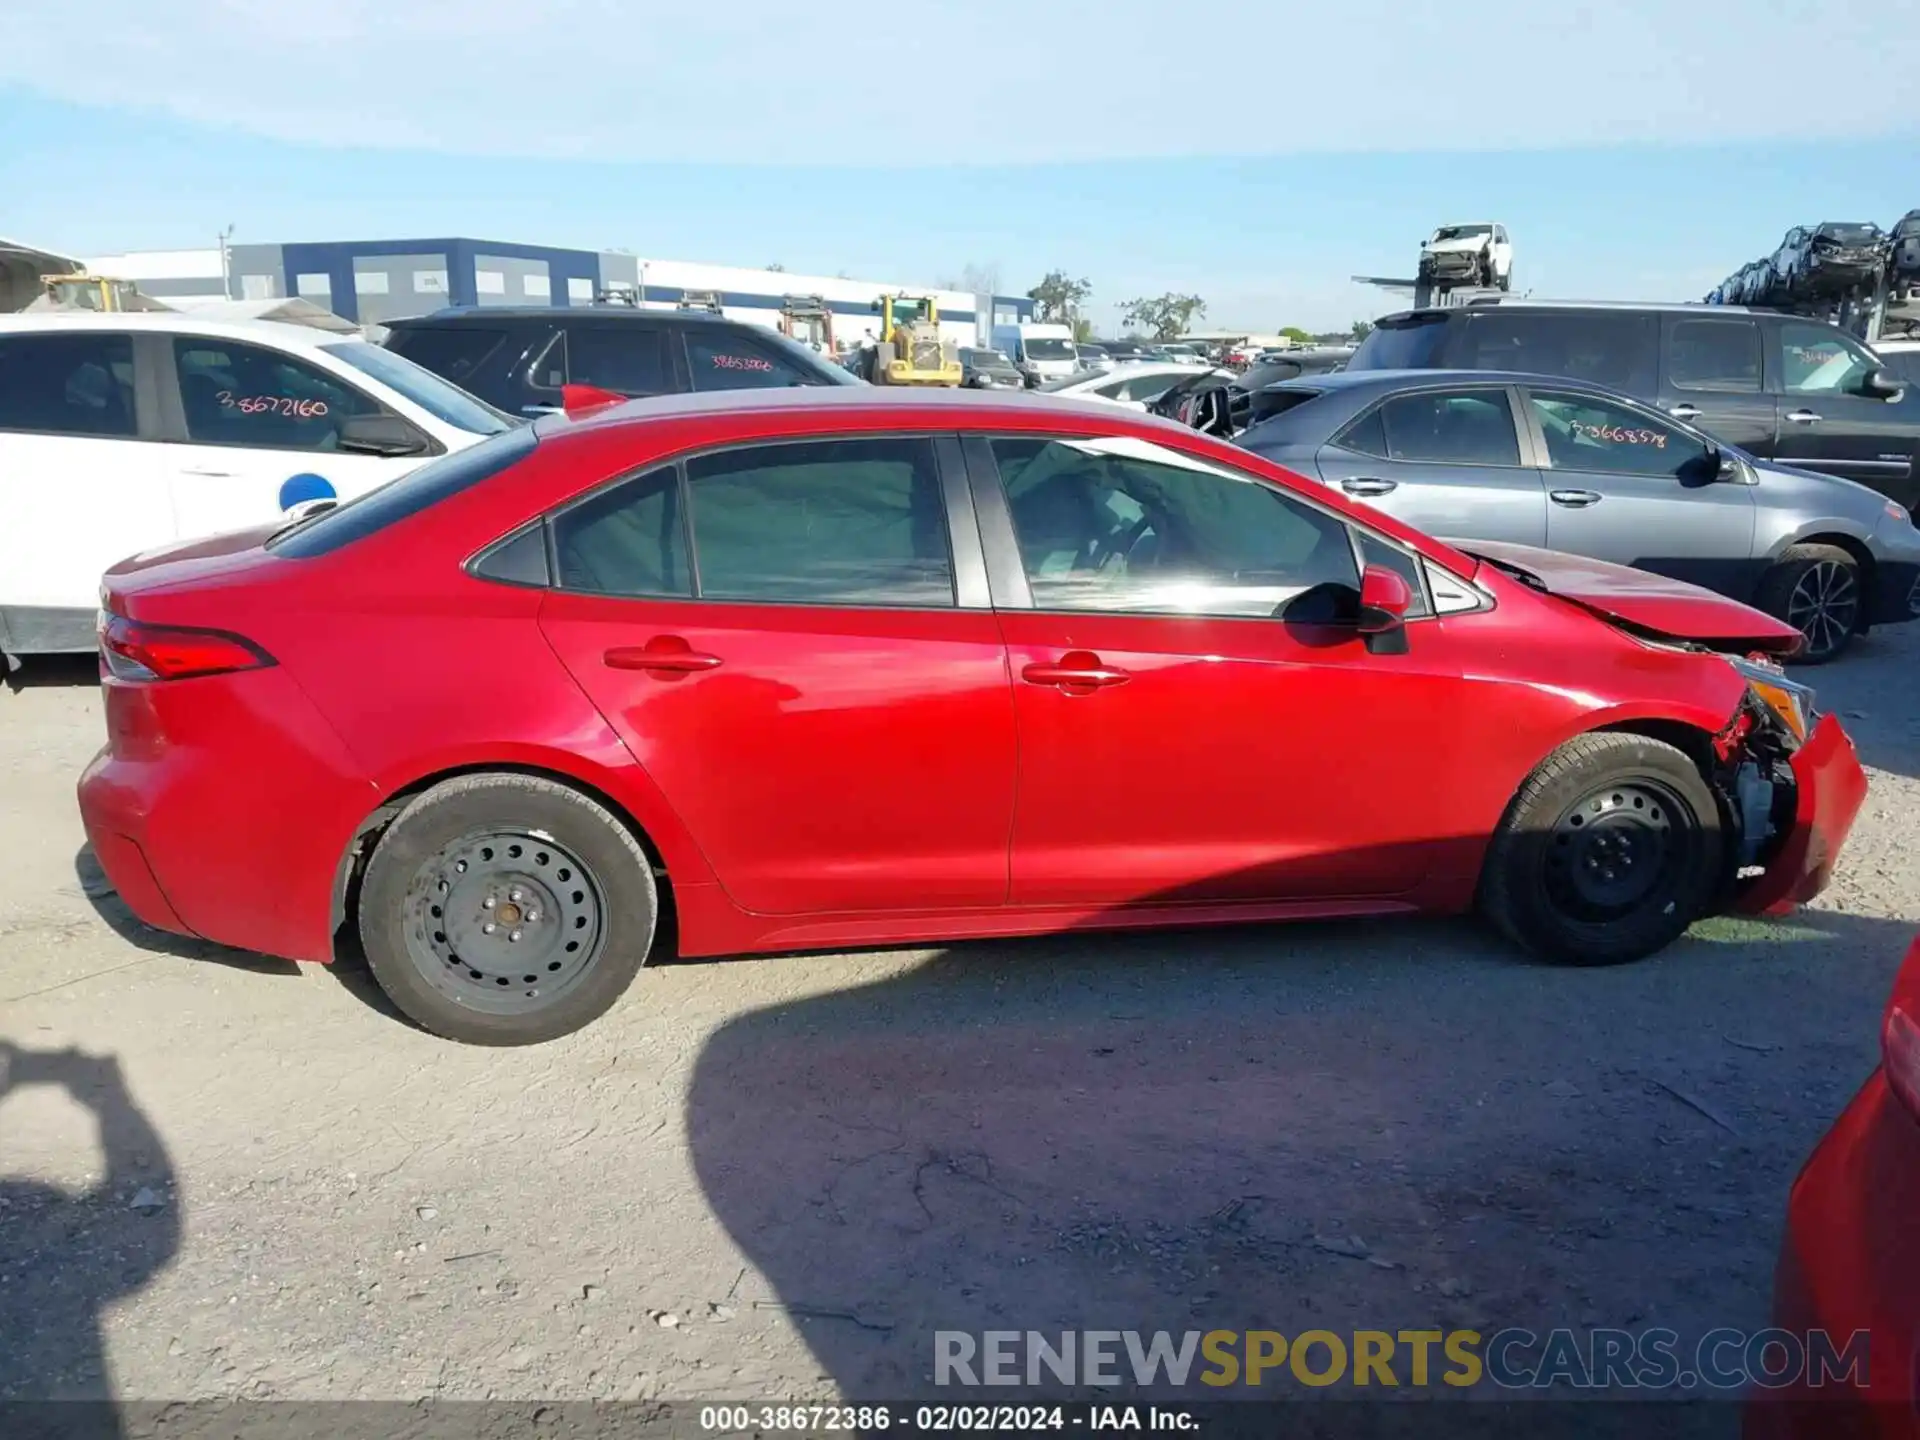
xmin=509 ymin=889 xmax=525 ymax=903
xmin=509 ymin=930 xmax=523 ymax=943
xmin=482 ymin=896 xmax=496 ymax=909
xmin=525 ymin=909 xmax=541 ymax=923
xmin=482 ymin=922 xmax=497 ymax=934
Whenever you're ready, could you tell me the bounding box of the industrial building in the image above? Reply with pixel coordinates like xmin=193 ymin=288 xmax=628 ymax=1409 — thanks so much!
xmin=80 ymin=237 xmax=1035 ymax=349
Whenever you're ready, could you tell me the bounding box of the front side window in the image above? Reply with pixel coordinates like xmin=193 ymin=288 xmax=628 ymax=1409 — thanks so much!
xmin=0 ymin=332 xmax=136 ymax=438
xmin=1526 ymin=389 xmax=1710 ymax=479
xmin=1370 ymin=389 xmax=1521 ymax=466
xmin=173 ymin=338 xmax=383 ymax=451
xmin=688 ymin=437 xmax=954 ymax=605
xmin=1666 ymin=318 xmax=1762 ymax=391
xmin=990 ymin=435 xmax=1360 ymax=619
xmin=1780 ymin=322 xmax=1880 ymax=394
xmin=685 ymin=332 xmax=811 ymax=391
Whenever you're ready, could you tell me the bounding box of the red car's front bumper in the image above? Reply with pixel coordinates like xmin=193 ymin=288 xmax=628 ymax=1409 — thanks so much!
xmin=1737 ymin=713 xmax=1869 ymax=916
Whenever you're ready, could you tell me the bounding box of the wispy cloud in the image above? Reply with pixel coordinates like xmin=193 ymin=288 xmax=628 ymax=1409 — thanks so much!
xmin=4 ymin=0 xmax=1912 ymax=166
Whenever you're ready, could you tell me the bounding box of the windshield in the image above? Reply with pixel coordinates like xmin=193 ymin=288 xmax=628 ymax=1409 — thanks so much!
xmin=1820 ymin=224 xmax=1881 ymax=244
xmin=1432 ymin=225 xmax=1492 ymax=241
xmin=1025 ymin=338 xmax=1077 ymax=361
xmin=320 ymin=341 xmax=513 ymax=434
xmin=964 ymin=349 xmax=1015 ymax=367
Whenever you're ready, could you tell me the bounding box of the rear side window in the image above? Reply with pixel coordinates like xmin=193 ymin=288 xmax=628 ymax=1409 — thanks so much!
xmin=688 ymin=437 xmax=954 ymax=604
xmin=268 ymin=424 xmax=537 ymax=557
xmin=1348 ymin=316 xmax=1450 ymax=370
xmin=384 ymin=325 xmax=509 ymax=389
xmin=562 ymin=325 xmax=672 ymax=396
xmin=552 ymin=467 xmax=691 ymax=597
xmin=1458 ymin=311 xmax=1658 ymax=393
xmin=0 ymin=332 xmax=137 ymax=438
xmin=1369 ymin=389 xmax=1521 ymax=466
xmin=1666 ymin=318 xmax=1762 ymax=391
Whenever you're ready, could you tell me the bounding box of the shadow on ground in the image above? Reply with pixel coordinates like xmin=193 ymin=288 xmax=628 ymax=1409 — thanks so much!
xmin=0 ymin=1043 xmax=179 ymax=1414
xmin=685 ymin=905 xmax=1911 ymax=1404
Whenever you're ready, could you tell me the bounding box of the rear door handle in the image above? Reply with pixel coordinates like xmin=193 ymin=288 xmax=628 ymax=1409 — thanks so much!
xmin=1549 ymin=489 xmax=1603 ymax=507
xmin=1022 ymin=653 xmax=1131 ymax=690
xmin=1667 ymin=404 xmax=1701 ymax=420
xmin=604 ymin=639 xmax=723 ymax=674
xmin=1785 ymin=409 xmax=1823 ymax=424
xmin=1340 ymin=477 xmax=1398 ymax=497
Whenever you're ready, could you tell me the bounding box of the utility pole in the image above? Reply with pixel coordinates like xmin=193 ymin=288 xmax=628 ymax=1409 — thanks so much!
xmin=217 ymin=224 xmax=235 ymax=297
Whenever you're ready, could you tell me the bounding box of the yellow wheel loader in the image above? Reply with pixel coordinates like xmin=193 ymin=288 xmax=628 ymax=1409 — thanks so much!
xmin=860 ymin=294 xmax=962 ymax=386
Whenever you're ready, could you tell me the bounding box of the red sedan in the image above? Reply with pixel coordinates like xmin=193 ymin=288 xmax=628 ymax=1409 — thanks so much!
xmin=1748 ymin=935 xmax=1920 ymax=1440
xmin=78 ymin=388 xmax=1867 ymax=1044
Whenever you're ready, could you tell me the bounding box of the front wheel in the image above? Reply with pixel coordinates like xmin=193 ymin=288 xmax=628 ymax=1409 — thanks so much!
xmin=358 ymin=773 xmax=659 ymax=1045
xmin=1480 ymin=733 xmax=1723 ymax=966
xmin=1754 ymin=543 xmax=1862 ymax=664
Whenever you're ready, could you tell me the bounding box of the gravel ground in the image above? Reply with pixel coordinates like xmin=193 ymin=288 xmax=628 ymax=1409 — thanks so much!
xmin=0 ymin=630 xmax=1915 ymax=1419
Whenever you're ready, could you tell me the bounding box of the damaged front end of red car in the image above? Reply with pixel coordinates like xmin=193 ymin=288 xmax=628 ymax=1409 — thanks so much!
xmin=1705 ymin=655 xmax=1870 ymax=916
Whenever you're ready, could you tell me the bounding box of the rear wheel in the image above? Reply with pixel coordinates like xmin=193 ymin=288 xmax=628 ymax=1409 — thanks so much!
xmin=1481 ymin=733 xmax=1723 ymax=966
xmin=1754 ymin=543 xmax=1862 ymax=664
xmin=358 ymin=773 xmax=658 ymax=1045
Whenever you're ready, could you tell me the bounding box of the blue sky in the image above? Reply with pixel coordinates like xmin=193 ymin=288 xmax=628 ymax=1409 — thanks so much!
xmin=4 ymin=0 xmax=1917 ymax=331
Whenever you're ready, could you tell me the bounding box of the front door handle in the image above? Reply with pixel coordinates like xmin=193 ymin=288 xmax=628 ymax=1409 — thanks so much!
xmin=1341 ymin=477 xmax=1398 ymax=497
xmin=604 ymin=638 xmax=724 ymax=674
xmin=178 ymin=467 xmax=236 ymax=478
xmin=1667 ymin=404 xmax=1701 ymax=421
xmin=1022 ymin=652 xmax=1131 ymax=690
xmin=1550 ymin=489 xmax=1603 ymax=507
xmin=1785 ymin=409 xmax=1823 ymax=424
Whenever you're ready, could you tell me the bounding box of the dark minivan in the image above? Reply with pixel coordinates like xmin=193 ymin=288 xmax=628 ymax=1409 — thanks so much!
xmin=382 ymin=306 xmax=859 ymax=418
xmin=1349 ymin=301 xmax=1919 ymax=510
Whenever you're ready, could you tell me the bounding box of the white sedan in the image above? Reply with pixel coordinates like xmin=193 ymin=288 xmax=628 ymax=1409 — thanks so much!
xmin=0 ymin=310 xmax=511 ymax=664
xmin=1033 ymin=363 xmax=1232 ymax=410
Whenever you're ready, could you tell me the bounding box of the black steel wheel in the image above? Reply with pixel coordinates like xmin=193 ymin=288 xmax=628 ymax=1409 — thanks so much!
xmin=1756 ymin=544 xmax=1862 ymax=664
xmin=358 ymin=773 xmax=658 ymax=1045
xmin=1481 ymin=732 xmax=1723 ymax=966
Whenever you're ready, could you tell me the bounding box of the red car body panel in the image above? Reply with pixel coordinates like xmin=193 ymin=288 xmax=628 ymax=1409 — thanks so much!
xmin=73 ymin=389 xmax=1863 ymax=968
xmin=1746 ymin=939 xmax=1920 ymax=1440
xmin=1735 ymin=714 xmax=1870 ymax=917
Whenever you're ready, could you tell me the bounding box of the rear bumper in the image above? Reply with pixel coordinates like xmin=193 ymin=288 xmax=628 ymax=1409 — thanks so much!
xmin=75 ymin=668 xmax=377 ymax=964
xmin=1735 ymin=714 xmax=1869 ymax=916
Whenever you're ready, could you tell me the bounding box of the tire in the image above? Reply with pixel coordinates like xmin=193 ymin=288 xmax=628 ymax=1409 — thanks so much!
xmin=357 ymin=773 xmax=659 ymax=1045
xmin=1753 ymin=543 xmax=1862 ymax=664
xmin=1481 ymin=733 xmax=1723 ymax=966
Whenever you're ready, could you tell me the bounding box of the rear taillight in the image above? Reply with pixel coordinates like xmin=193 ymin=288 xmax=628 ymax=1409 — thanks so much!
xmin=1882 ymin=938 xmax=1920 ymax=1121
xmin=99 ymin=615 xmax=274 ymax=682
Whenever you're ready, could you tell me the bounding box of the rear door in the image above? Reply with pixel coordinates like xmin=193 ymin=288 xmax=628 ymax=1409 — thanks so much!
xmin=0 ymin=329 xmax=172 ymax=623
xmin=537 ymin=432 xmax=1019 ymax=915
xmin=546 ymin=321 xmax=680 ymax=407
xmin=1523 ymin=386 xmax=1759 ymax=597
xmin=1769 ymin=319 xmax=1919 ymax=503
xmin=1658 ymin=313 xmax=1779 ymax=456
xmin=1313 ymin=384 xmax=1549 ymax=545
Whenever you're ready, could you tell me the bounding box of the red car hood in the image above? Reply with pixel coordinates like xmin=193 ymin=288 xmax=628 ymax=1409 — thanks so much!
xmin=1455 ymin=541 xmax=1804 ymax=656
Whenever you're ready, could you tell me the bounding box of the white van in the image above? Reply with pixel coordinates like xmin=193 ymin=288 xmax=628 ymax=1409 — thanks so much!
xmin=0 ymin=312 xmax=511 ymax=666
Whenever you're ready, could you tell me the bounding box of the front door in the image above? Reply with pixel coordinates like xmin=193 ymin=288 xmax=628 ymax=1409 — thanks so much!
xmin=1313 ymin=383 xmax=1549 ymax=546
xmin=973 ymin=432 xmax=1483 ymax=907
xmin=538 ymin=434 xmax=1017 ymax=916
xmin=0 ymin=330 xmax=174 ymax=627
xmin=1659 ymin=313 xmax=1779 ymax=456
xmin=1524 ymin=386 xmax=1759 ymax=598
xmin=160 ymin=334 xmax=406 ymax=539
xmin=1771 ymin=320 xmax=1919 ymax=503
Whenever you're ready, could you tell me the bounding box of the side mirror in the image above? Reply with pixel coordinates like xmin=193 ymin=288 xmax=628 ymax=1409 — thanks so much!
xmin=1357 ymin=564 xmax=1413 ymax=656
xmin=1862 ymin=367 xmax=1904 ymax=400
xmin=336 ymin=413 xmax=429 ymax=458
xmin=1712 ymin=448 xmax=1744 ymax=482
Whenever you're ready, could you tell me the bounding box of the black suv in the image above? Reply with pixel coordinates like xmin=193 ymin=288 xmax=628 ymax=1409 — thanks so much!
xmin=1349 ymin=301 xmax=1919 ymax=509
xmin=381 ymin=306 xmax=859 ymax=417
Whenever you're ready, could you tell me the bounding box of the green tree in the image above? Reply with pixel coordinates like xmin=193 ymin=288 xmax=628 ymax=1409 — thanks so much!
xmin=1027 ymin=269 xmax=1092 ymax=324
xmin=1072 ymin=317 xmax=1094 ymax=343
xmin=1350 ymin=319 xmax=1374 ymax=341
xmin=1278 ymin=326 xmax=1314 ymax=345
xmin=1120 ymin=293 xmax=1206 ymax=340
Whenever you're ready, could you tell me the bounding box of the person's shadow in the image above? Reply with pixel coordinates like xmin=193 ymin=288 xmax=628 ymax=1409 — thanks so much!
xmin=0 ymin=1043 xmax=179 ymax=1431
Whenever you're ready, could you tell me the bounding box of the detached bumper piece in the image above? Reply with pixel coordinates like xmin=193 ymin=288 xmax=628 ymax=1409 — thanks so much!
xmin=1735 ymin=715 xmax=1869 ymax=916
